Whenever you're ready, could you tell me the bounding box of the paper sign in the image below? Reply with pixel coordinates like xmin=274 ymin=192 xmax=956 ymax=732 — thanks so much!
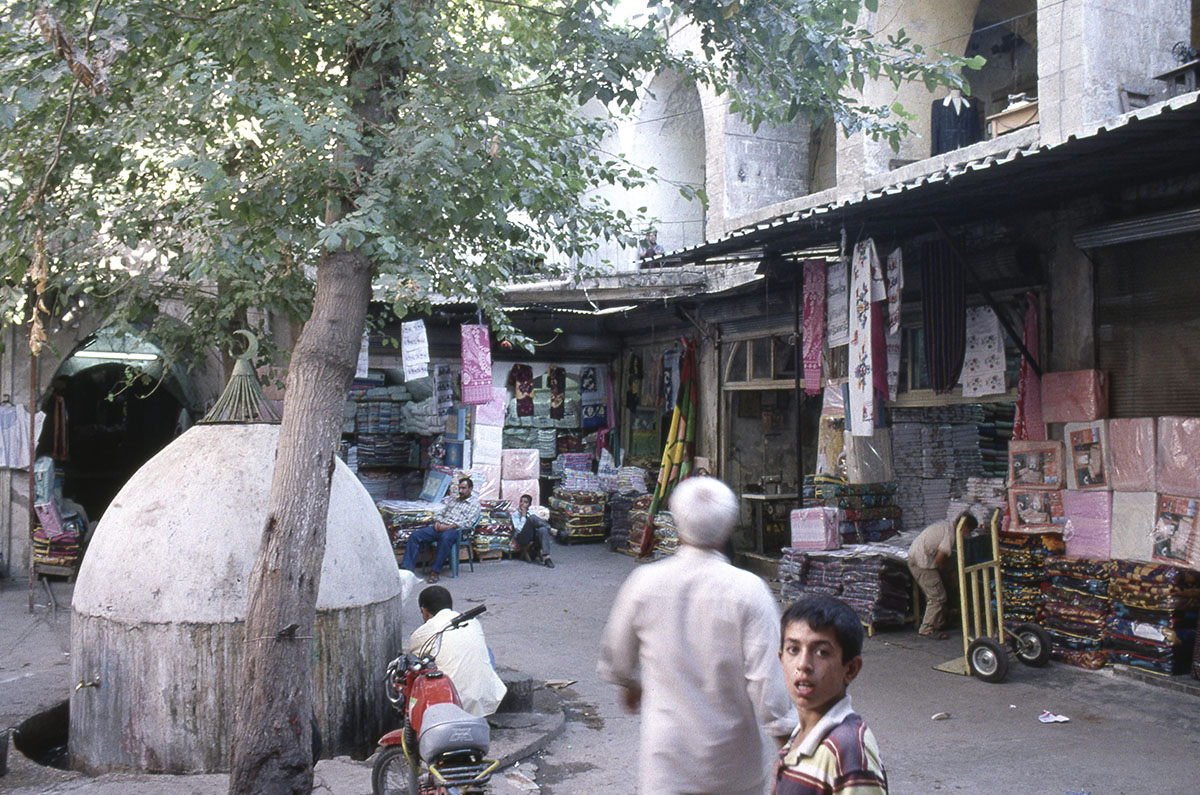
xmin=401 ymin=320 xmax=429 ymax=381
xmin=355 ymin=331 xmax=370 ymax=378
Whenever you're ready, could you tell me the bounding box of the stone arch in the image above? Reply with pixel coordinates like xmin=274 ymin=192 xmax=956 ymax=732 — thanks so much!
xmin=628 ymin=69 xmax=708 ymax=255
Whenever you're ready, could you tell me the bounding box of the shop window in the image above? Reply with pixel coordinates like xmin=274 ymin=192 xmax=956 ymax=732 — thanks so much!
xmin=723 ymin=335 xmax=798 ymax=388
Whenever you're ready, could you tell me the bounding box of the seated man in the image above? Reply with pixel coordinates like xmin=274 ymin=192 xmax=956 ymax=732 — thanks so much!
xmin=403 ymin=476 xmax=481 ymax=584
xmin=510 ymin=494 xmax=555 ymax=568
xmin=410 ymin=585 xmax=507 ymax=717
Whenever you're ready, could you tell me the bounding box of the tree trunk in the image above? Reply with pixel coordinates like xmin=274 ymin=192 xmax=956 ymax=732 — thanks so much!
xmin=227 ymin=241 xmax=373 ymax=794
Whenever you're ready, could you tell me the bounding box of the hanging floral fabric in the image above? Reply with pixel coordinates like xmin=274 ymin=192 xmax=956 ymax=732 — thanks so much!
xmin=802 ymin=259 xmax=826 ymax=395
xmin=459 ymin=324 xmax=493 ymax=405
xmin=507 ymin=364 xmax=534 ymax=416
xmin=580 ymin=365 xmax=607 ymax=429
xmin=886 ymin=247 xmax=904 ymax=334
xmin=548 ymin=366 xmax=566 ymax=419
xmin=848 ymin=239 xmax=881 ymax=436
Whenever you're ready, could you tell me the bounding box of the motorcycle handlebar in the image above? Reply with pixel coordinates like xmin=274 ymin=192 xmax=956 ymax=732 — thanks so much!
xmin=451 ymin=604 xmax=486 ymax=627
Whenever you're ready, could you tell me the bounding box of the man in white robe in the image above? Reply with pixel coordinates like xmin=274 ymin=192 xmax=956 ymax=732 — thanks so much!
xmin=598 ymin=476 xmax=796 ymax=795
xmin=409 ymin=585 xmax=507 ymax=717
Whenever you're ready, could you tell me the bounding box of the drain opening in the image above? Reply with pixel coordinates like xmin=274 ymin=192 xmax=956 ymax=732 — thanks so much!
xmin=13 ymin=700 xmax=70 ymax=770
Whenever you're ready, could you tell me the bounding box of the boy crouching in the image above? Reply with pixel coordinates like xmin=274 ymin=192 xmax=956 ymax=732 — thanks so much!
xmin=773 ymin=595 xmax=888 ymax=795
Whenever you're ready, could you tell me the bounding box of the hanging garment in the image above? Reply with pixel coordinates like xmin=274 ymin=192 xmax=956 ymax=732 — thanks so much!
xmin=930 ymin=96 xmax=982 ymax=155
xmin=580 ymin=366 xmax=607 ymax=429
xmin=920 ymin=239 xmax=966 ymax=393
xmin=958 ymin=306 xmax=1007 ymax=397
xmin=825 ymin=258 xmax=850 ymax=347
xmin=645 ymin=354 xmax=664 ymax=408
xmin=848 ymin=240 xmax=881 ymax=436
xmin=548 ymin=366 xmax=566 ymax=419
xmin=639 ymin=338 xmax=697 ymax=557
xmin=1012 ymin=292 xmax=1045 ymax=441
xmin=626 ymin=351 xmax=643 ymax=410
xmin=507 ymin=364 xmax=534 ymax=416
xmin=663 ymin=348 xmax=680 ymax=411
xmin=459 ymin=324 xmax=493 ymax=405
xmin=886 ymin=247 xmax=903 ymax=334
xmin=802 ymin=260 xmax=826 ymax=395
xmin=0 ymin=403 xmax=36 ymax=469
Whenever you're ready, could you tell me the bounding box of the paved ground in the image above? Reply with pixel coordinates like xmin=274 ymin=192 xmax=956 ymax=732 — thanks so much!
xmin=4 ymin=542 xmax=1200 ymax=793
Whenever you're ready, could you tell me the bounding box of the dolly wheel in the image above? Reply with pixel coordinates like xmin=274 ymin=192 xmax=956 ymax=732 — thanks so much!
xmin=968 ymin=637 xmax=1009 ymax=683
xmin=1013 ymin=623 xmax=1053 ymax=667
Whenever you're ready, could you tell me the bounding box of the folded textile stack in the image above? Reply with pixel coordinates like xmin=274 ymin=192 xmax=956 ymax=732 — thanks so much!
xmin=616 ymin=466 xmax=648 ymax=494
xmin=535 ymin=428 xmax=558 ymax=459
xmin=32 ymin=513 xmax=85 ymax=567
xmin=1040 ymin=556 xmax=1113 ymax=669
xmin=503 ymin=427 xmax=538 ymax=450
xmin=652 ymin=511 xmax=679 ymax=557
xmin=839 ymin=553 xmax=913 ymax=627
xmin=626 ymin=494 xmax=655 ymax=554
xmin=548 ymin=487 xmax=608 ymax=543
xmin=997 ymin=532 xmax=1064 ymax=627
xmin=376 ymin=500 xmax=438 ymax=550
xmin=779 ymin=549 xmax=844 ymax=603
xmin=801 ymin=476 xmax=899 ymax=542
xmin=606 ymin=493 xmax=637 ymax=551
xmin=401 ymin=396 xmax=444 ymax=436
xmin=778 ymin=547 xmax=911 ymax=628
xmin=1103 ymin=561 xmax=1200 ymax=676
xmin=473 ymin=499 xmax=515 ymax=555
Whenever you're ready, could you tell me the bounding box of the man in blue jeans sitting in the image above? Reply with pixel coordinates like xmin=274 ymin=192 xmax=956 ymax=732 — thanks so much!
xmin=403 ymin=476 xmax=482 ymax=583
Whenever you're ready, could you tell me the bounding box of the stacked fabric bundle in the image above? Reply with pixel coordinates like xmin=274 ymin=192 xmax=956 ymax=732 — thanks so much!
xmin=401 ymin=396 xmax=444 ymax=436
xmin=553 ymin=452 xmax=592 ymax=479
xmin=472 ymin=499 xmax=515 ymax=556
xmin=616 ymin=467 xmax=649 ymax=494
xmin=32 ymin=513 xmax=85 ymax=568
xmin=625 ymin=494 xmax=654 ymax=554
xmin=979 ymin=404 xmax=1015 ymax=478
xmin=1040 ymin=556 xmax=1113 ymax=669
xmin=997 ymin=532 xmax=1063 ymax=627
xmin=1102 ymin=561 xmax=1200 ymax=676
xmin=831 ymin=484 xmax=901 ymax=544
xmin=779 ymin=549 xmax=844 ymax=603
xmin=778 ymin=547 xmax=911 ymax=629
xmin=376 ymin=500 xmax=438 ymax=553
xmin=548 ymin=486 xmax=608 ymax=543
xmin=839 ymin=553 xmax=913 ymax=627
xmin=652 ymin=511 xmax=679 ymax=556
xmin=606 ymin=493 xmax=637 ymax=551
xmin=801 ymin=474 xmax=849 ymax=507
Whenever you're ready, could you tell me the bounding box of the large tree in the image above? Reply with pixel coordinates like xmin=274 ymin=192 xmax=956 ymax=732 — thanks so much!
xmin=1 ymin=1 xmax=976 ymax=791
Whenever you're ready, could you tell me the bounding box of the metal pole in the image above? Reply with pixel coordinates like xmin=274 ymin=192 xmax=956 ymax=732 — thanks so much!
xmin=27 ymin=351 xmax=36 ymax=613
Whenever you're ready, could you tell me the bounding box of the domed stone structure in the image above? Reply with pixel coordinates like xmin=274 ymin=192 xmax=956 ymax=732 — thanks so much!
xmin=69 ymin=422 xmax=405 ymax=773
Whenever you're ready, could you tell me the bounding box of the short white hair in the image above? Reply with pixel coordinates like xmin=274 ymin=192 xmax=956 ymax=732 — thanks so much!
xmin=668 ymin=476 xmax=738 ymax=548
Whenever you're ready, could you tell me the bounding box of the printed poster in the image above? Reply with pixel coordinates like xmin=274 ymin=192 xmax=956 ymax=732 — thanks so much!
xmin=825 ymin=258 xmax=849 ymax=347
xmin=1153 ymin=494 xmax=1199 ymax=567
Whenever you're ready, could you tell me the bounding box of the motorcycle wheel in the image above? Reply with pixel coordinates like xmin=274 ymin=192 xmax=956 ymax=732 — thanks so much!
xmin=372 ymin=746 xmax=419 ymax=795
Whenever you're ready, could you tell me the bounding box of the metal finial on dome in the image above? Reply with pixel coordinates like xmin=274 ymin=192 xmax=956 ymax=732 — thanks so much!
xmin=198 ymin=331 xmax=282 ymax=424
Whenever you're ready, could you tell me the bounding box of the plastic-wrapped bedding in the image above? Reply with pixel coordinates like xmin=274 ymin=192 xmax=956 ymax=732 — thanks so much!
xmin=1064 ymin=421 xmax=1111 ymax=491
xmin=1040 ymin=370 xmax=1108 ymax=423
xmin=1110 ymin=492 xmax=1157 ymax=563
xmin=1062 ymin=490 xmax=1112 ymax=560
xmin=1108 ymin=418 xmax=1156 ymax=492
xmin=1156 ymin=417 xmax=1200 ymax=497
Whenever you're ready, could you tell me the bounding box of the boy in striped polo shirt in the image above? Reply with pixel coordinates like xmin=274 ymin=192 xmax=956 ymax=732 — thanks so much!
xmin=773 ymin=596 xmax=888 ymax=795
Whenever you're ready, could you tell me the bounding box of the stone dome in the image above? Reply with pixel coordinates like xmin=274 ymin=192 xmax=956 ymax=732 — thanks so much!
xmin=70 ymin=423 xmax=405 ymax=773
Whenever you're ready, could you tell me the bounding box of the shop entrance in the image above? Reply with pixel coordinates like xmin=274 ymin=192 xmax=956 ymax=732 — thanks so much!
xmin=37 ymin=329 xmax=199 ymax=523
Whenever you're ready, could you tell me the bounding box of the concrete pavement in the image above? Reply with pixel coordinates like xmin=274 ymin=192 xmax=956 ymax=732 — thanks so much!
xmin=4 ymin=542 xmax=1200 ymax=794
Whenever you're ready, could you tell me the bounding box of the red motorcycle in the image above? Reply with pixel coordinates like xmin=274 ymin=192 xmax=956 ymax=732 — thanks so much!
xmin=372 ymin=604 xmax=498 ymax=795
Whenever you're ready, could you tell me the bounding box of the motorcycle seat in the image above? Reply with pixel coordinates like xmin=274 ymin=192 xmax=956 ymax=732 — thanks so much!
xmin=418 ymin=702 xmax=491 ymax=760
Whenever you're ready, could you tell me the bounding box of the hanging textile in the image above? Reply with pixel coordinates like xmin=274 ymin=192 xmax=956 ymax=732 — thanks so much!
xmin=848 ymin=240 xmax=881 ymax=436
xmin=459 ymin=324 xmax=493 ymax=405
xmin=401 ymin=319 xmax=430 ymax=381
xmin=597 ymin=367 xmax=618 ymax=455
xmin=959 ymin=305 xmax=1007 ymax=397
xmin=507 ymin=364 xmax=534 ymax=416
xmin=802 ymin=259 xmax=826 ymax=395
xmin=580 ymin=365 xmax=607 ymax=429
xmin=548 ymin=366 xmax=566 ymax=419
xmin=645 ymin=353 xmax=664 ymax=408
xmin=1012 ymin=292 xmax=1046 ymax=441
xmin=825 ymin=258 xmax=850 ymax=346
xmin=50 ymin=395 xmax=69 ymax=461
xmin=920 ymin=239 xmax=966 ymax=393
xmin=886 ymin=247 xmax=903 ymax=334
xmin=625 ymin=351 xmax=643 ymax=410
xmin=639 ymin=338 xmax=697 ymax=557
xmin=0 ymin=402 xmax=40 ymax=470
xmin=663 ymin=348 xmax=680 ymax=412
